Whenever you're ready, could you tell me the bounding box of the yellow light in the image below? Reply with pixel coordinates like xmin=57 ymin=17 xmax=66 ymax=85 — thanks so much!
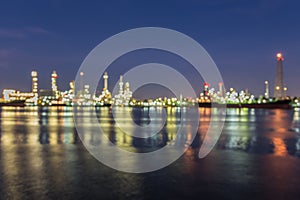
xmin=31 ymin=71 xmax=37 ymax=76
xmin=276 ymin=53 xmax=284 ymax=61
xmin=277 ymin=53 xmax=282 ymax=58
xmin=276 ymin=86 xmax=280 ymax=90
xmin=284 ymin=87 xmax=287 ymax=91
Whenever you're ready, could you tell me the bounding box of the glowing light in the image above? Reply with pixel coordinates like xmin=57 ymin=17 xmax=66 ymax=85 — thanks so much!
xmin=276 ymin=53 xmax=284 ymax=61
xmin=51 ymin=71 xmax=58 ymax=78
xmin=276 ymin=86 xmax=280 ymax=90
xmin=273 ymin=137 xmax=288 ymax=157
xmin=31 ymin=71 xmax=38 ymax=98
xmin=3 ymin=89 xmax=16 ymax=101
xmin=31 ymin=71 xmax=37 ymax=77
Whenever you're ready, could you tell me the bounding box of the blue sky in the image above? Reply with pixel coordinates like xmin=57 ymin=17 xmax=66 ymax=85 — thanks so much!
xmin=1 ymin=0 xmax=300 ymax=96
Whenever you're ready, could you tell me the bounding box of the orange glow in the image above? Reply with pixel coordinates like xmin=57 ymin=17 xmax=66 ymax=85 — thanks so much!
xmin=272 ymin=138 xmax=288 ymax=157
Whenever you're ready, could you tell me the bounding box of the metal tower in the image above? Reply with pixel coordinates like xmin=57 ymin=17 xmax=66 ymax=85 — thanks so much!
xmin=79 ymin=71 xmax=84 ymax=96
xmin=218 ymin=82 xmax=223 ymax=97
xmin=51 ymin=70 xmax=58 ymax=92
xmin=264 ymin=81 xmax=269 ymax=99
xmin=119 ymin=75 xmax=124 ymax=95
xmin=98 ymin=72 xmax=111 ymax=103
xmin=274 ymin=53 xmax=286 ymax=99
xmin=51 ymin=70 xmax=59 ymax=98
xmin=31 ymin=71 xmax=38 ymax=96
xmin=103 ymin=72 xmax=109 ymax=91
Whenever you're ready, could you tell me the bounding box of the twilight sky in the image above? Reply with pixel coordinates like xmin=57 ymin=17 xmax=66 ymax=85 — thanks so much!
xmin=0 ymin=0 xmax=300 ymax=96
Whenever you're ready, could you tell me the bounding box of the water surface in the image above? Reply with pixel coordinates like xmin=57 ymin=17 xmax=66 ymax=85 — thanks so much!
xmin=1 ymin=107 xmax=300 ymax=199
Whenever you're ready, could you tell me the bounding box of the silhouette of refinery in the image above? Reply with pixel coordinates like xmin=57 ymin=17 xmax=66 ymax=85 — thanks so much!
xmin=1 ymin=53 xmax=299 ymax=108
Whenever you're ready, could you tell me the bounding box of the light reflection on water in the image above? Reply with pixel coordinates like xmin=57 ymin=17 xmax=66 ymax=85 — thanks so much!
xmin=1 ymin=107 xmax=300 ymax=199
xmin=217 ymin=108 xmax=300 ymax=157
xmin=0 ymin=107 xmax=300 ymax=157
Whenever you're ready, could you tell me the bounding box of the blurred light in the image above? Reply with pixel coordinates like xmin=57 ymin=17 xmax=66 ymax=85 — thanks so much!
xmin=276 ymin=52 xmax=284 ymax=61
